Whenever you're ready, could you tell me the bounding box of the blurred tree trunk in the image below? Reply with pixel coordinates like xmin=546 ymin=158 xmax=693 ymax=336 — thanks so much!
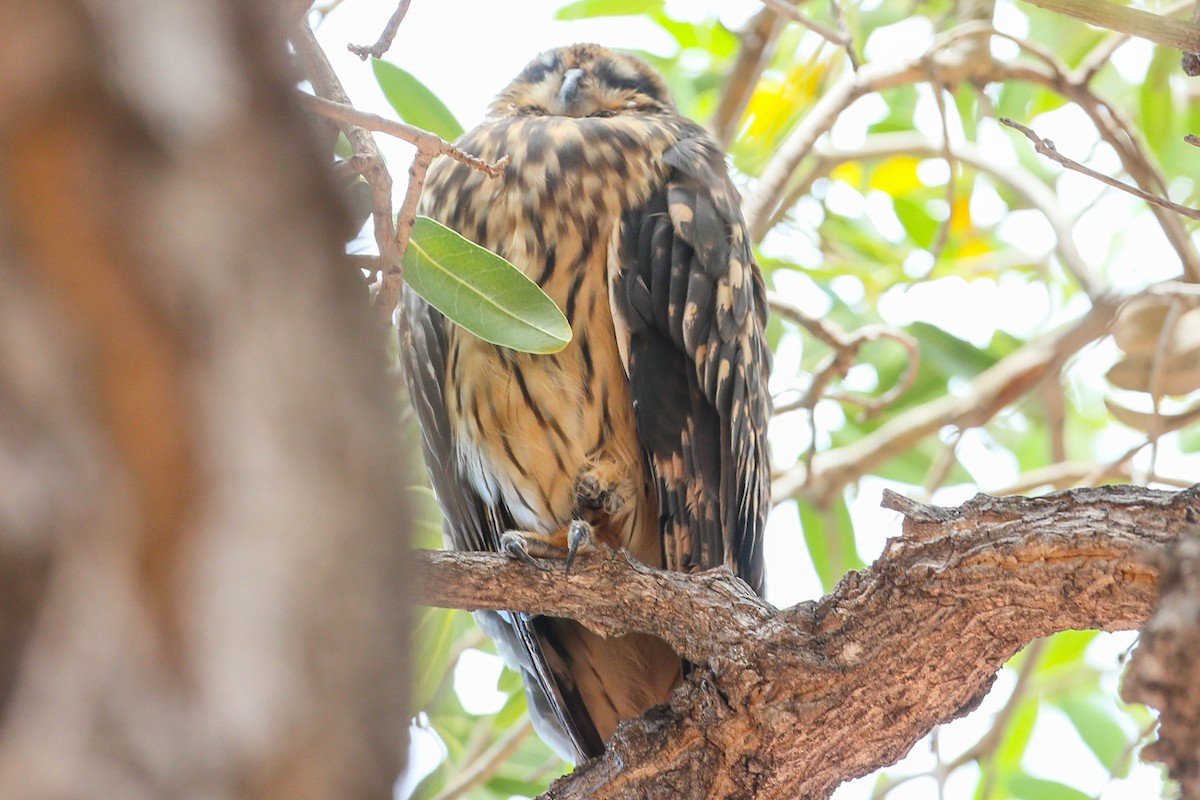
xmin=0 ymin=2 xmax=409 ymax=799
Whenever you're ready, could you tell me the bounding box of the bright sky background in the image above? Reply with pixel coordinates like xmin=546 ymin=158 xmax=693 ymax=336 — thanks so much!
xmin=312 ymin=2 xmax=1190 ymax=797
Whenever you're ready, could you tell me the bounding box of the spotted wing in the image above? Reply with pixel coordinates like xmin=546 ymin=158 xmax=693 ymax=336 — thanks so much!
xmin=399 ymin=292 xmax=603 ymax=761
xmin=611 ymin=123 xmax=771 ymax=594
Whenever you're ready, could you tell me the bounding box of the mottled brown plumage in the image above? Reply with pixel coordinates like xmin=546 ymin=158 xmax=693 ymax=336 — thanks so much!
xmin=400 ymin=44 xmax=771 ymax=762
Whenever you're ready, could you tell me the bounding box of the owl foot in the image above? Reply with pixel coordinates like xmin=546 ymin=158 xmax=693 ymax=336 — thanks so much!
xmin=576 ymin=472 xmax=624 ymax=516
xmin=500 ymin=520 xmax=595 ymax=574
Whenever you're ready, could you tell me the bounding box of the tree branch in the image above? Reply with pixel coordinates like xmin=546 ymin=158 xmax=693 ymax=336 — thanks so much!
xmin=347 ymin=0 xmax=412 ymax=60
xmin=773 ymin=295 xmax=1120 ymax=506
xmin=1000 ymin=116 xmax=1200 ymax=221
xmin=1021 ymin=0 xmax=1200 ymax=53
xmin=413 ymin=484 xmax=1196 ymax=799
xmin=412 ymin=548 xmax=773 ymax=663
xmin=1124 ymin=525 xmax=1200 ymax=795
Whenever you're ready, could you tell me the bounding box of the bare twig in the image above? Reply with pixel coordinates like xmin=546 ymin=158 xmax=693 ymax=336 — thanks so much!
xmin=431 ymin=722 xmax=533 ymax=800
xmin=298 ymin=94 xmax=508 ymax=177
xmin=760 ymin=0 xmax=855 ymax=58
xmin=768 ymin=292 xmax=921 ymax=418
xmin=927 ymin=84 xmax=956 ymax=268
xmin=348 ymin=0 xmax=412 ymax=60
xmin=298 ymin=93 xmax=509 ymax=319
xmin=775 ymin=297 xmax=1120 ymax=506
xmin=827 ymin=0 xmax=859 ymax=70
xmin=1001 ymin=117 xmax=1200 ymax=221
xmin=769 ymin=132 xmax=1103 ymax=296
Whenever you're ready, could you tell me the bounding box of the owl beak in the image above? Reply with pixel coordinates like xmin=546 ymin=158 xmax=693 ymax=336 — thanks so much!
xmin=557 ymin=68 xmax=586 ymax=116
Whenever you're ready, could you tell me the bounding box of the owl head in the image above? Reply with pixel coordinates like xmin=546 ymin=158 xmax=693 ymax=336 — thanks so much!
xmin=490 ymin=43 xmax=676 ymax=119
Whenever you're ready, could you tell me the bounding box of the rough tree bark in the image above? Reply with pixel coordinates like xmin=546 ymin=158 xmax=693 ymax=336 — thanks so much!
xmin=0 ymin=2 xmax=409 ymax=799
xmin=413 ymin=484 xmax=1200 ymax=799
xmin=1125 ymin=523 xmax=1200 ymax=797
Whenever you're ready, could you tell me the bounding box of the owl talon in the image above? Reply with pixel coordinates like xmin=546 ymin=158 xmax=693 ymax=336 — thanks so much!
xmin=500 ymin=532 xmax=552 ymax=572
xmin=564 ymin=520 xmax=593 ymax=574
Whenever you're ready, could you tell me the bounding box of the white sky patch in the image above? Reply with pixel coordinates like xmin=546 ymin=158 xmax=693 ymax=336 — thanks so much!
xmin=997 ymin=208 xmax=1057 ymax=258
xmin=866 ymin=189 xmax=907 ymax=242
xmin=917 ymin=157 xmax=950 ymax=186
xmin=772 ymin=268 xmax=833 ymax=316
xmin=830 ymin=274 xmax=866 ymax=306
xmin=969 ymin=176 xmax=1008 ymax=228
xmin=877 ymin=273 xmax=1052 ymax=345
xmin=846 ymin=477 xmax=908 ymax=564
xmin=977 ymin=116 xmax=1020 ymax=169
xmin=824 ymin=179 xmax=867 ymax=217
xmin=863 ymin=17 xmax=934 ymax=62
xmin=829 ymin=94 xmax=890 ymax=150
xmin=1110 ymin=36 xmax=1154 ymax=83
xmin=453 ymin=648 xmax=507 ymax=715
xmin=956 ymin=428 xmax=1021 ymax=490
xmin=763 ymin=501 xmax=824 ymax=607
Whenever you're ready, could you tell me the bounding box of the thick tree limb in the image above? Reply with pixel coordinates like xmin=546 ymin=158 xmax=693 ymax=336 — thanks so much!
xmin=413 ymin=484 xmax=1197 ymax=799
xmin=1124 ymin=524 xmax=1200 ymax=795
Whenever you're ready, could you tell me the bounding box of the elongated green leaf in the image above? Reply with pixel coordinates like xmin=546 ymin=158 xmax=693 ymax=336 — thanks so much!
xmin=1140 ymin=47 xmax=1174 ymax=158
xmin=404 ymin=216 xmax=572 ymax=354
xmin=1006 ymin=772 xmax=1092 ymax=800
xmin=797 ymin=496 xmax=862 ymax=591
xmin=555 ymin=0 xmax=663 ymax=19
xmin=373 ymin=60 xmax=463 ymax=141
xmin=1055 ymin=690 xmax=1132 ymax=774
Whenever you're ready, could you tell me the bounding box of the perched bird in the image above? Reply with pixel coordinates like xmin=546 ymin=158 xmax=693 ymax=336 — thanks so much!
xmin=400 ymin=43 xmax=771 ymax=763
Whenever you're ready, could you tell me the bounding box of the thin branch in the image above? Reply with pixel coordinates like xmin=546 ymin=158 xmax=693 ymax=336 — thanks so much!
xmin=760 ymin=0 xmax=855 ymax=59
xmin=298 ymin=94 xmax=509 ymax=177
xmin=769 ymin=132 xmax=1103 ymax=296
xmin=770 ymin=293 xmax=921 ymax=419
xmin=1020 ymin=0 xmax=1200 ymax=53
xmin=774 ymin=297 xmax=1120 ymax=506
xmin=431 ymin=721 xmax=534 ymax=800
xmin=298 ymin=94 xmax=508 ymax=319
xmin=291 ymin=23 xmax=401 ymax=283
xmin=348 ymin=0 xmax=412 ymax=60
xmin=1000 ymin=117 xmax=1200 ymax=221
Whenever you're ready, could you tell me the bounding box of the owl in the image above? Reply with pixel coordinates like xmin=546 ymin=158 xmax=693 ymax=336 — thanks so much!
xmin=401 ymin=43 xmax=771 ymax=762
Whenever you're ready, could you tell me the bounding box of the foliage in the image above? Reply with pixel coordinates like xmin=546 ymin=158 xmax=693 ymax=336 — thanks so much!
xmin=327 ymin=0 xmax=1200 ymax=797
xmin=403 ymin=216 xmax=571 ymax=354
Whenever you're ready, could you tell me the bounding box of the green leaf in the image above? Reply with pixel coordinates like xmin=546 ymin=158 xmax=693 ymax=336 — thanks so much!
xmin=797 ymin=496 xmax=863 ymax=591
xmin=910 ymin=322 xmax=998 ymax=378
xmin=1180 ymin=423 xmax=1200 ymax=453
xmin=1038 ymin=630 xmax=1097 ymax=671
xmin=1055 ymin=690 xmax=1132 ymax=774
xmin=493 ymin=685 xmax=528 ymax=729
xmin=404 ymin=216 xmax=572 ymax=354
xmin=372 ymin=60 xmax=463 ymax=141
xmin=555 ymin=0 xmax=663 ymax=20
xmin=1140 ymin=47 xmax=1175 ymax=158
xmin=1006 ymin=772 xmax=1092 ymax=800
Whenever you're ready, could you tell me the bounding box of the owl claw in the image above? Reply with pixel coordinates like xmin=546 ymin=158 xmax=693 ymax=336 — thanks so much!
xmin=500 ymin=532 xmax=552 ymax=572
xmin=564 ymin=520 xmax=593 ymax=574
